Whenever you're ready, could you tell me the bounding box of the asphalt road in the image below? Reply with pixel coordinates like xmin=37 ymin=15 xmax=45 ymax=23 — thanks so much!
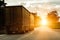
xmin=0 ymin=26 xmax=60 ymax=40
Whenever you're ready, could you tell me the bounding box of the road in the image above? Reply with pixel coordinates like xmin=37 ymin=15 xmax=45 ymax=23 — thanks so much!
xmin=0 ymin=26 xmax=60 ymax=40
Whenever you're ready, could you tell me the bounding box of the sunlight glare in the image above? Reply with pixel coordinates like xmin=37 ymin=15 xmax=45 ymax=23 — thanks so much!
xmin=37 ymin=17 xmax=51 ymax=31
xmin=41 ymin=18 xmax=47 ymax=26
xmin=39 ymin=26 xmax=51 ymax=32
xmin=34 ymin=26 xmax=52 ymax=32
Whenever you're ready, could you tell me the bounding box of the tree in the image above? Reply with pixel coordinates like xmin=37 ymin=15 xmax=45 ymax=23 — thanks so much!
xmin=47 ymin=10 xmax=59 ymax=24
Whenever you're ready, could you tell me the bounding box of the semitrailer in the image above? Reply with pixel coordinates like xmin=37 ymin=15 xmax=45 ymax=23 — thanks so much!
xmin=5 ymin=5 xmax=35 ymax=34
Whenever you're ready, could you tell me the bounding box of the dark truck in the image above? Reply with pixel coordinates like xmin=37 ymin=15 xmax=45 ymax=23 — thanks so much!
xmin=5 ymin=5 xmax=35 ymax=34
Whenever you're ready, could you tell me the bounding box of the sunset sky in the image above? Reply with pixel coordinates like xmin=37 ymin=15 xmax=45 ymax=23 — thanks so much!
xmin=5 ymin=0 xmax=60 ymax=18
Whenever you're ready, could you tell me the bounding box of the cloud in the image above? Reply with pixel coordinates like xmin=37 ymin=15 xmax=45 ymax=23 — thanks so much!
xmin=5 ymin=0 xmax=60 ymax=16
xmin=5 ymin=0 xmax=60 ymax=6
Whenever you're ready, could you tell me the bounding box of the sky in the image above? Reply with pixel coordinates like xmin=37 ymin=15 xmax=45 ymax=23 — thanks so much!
xmin=5 ymin=0 xmax=60 ymax=5
xmin=5 ymin=0 xmax=60 ymax=18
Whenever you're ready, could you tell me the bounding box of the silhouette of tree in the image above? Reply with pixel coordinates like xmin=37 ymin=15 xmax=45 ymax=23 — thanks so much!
xmin=47 ymin=10 xmax=59 ymax=24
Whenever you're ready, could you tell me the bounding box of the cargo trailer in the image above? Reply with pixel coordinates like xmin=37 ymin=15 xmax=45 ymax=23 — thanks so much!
xmin=5 ymin=5 xmax=34 ymax=34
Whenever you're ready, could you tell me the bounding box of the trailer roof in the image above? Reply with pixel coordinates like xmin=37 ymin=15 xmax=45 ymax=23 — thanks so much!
xmin=5 ymin=5 xmax=37 ymax=15
xmin=5 ymin=5 xmax=23 ymax=7
xmin=5 ymin=5 xmax=31 ymax=14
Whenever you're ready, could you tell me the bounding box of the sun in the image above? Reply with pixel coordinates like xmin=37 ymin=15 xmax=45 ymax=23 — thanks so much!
xmin=35 ymin=16 xmax=51 ymax=31
xmin=41 ymin=19 xmax=47 ymax=25
xmin=37 ymin=18 xmax=51 ymax=31
xmin=41 ymin=18 xmax=47 ymax=26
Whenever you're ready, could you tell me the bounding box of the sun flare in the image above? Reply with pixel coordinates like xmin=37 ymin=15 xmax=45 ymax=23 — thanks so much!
xmin=41 ymin=18 xmax=47 ymax=26
xmin=34 ymin=16 xmax=52 ymax=31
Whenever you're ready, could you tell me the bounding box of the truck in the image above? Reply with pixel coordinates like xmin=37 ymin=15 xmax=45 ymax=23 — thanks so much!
xmin=4 ymin=5 xmax=35 ymax=34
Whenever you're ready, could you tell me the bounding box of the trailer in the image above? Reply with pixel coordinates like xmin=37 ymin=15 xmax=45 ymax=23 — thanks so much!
xmin=29 ymin=13 xmax=35 ymax=31
xmin=5 ymin=5 xmax=34 ymax=34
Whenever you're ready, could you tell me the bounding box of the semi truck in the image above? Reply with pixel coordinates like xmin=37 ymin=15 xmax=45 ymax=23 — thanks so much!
xmin=4 ymin=5 xmax=35 ymax=34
